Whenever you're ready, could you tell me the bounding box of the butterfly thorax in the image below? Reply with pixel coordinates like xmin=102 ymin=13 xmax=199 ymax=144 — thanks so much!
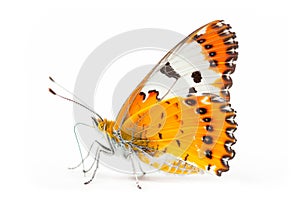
xmin=97 ymin=118 xmax=145 ymax=145
xmin=96 ymin=118 xmax=132 ymax=144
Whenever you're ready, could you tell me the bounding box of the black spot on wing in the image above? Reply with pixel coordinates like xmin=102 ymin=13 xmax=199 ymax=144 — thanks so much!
xmin=197 ymin=38 xmax=205 ymax=44
xmin=202 ymin=135 xmax=213 ymax=144
xmin=207 ymin=164 xmax=211 ymax=171
xmin=160 ymin=62 xmax=180 ymax=79
xmin=205 ymin=150 xmax=212 ymax=159
xmin=209 ymin=52 xmax=216 ymax=57
xmin=206 ymin=125 xmax=214 ymax=132
xmin=203 ymin=117 xmax=211 ymax=122
xmin=158 ymin=132 xmax=162 ymax=139
xmin=189 ymin=87 xmax=197 ymax=93
xmin=139 ymin=92 xmax=146 ymax=100
xmin=176 ymin=140 xmax=181 ymax=147
xmin=196 ymin=107 xmax=207 ymax=114
xmin=191 ymin=71 xmax=202 ymax=83
xmin=184 ymin=99 xmax=197 ymax=106
xmin=184 ymin=154 xmax=189 ymax=161
xmin=209 ymin=60 xmax=218 ymax=67
xmin=205 ymin=44 xmax=213 ymax=49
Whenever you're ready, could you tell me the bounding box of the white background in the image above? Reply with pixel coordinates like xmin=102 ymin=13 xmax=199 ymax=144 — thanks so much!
xmin=0 ymin=1 xmax=297 ymax=199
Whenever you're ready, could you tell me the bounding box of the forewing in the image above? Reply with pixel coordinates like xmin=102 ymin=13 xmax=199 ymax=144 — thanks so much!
xmin=115 ymin=20 xmax=238 ymax=130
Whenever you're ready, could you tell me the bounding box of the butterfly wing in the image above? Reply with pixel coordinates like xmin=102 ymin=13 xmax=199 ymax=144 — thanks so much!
xmin=114 ymin=20 xmax=238 ymax=176
xmin=115 ymin=20 xmax=238 ymax=128
xmin=119 ymin=91 xmax=237 ymax=175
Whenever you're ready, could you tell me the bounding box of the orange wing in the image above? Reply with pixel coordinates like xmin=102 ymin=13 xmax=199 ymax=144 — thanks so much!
xmin=113 ymin=20 xmax=238 ymax=176
xmin=118 ymin=91 xmax=236 ymax=175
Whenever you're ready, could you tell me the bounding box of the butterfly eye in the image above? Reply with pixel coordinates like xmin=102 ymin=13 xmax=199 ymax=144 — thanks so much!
xmin=98 ymin=122 xmax=105 ymax=130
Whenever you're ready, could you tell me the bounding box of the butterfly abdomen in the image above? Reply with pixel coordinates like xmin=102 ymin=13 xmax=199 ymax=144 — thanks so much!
xmin=137 ymin=151 xmax=201 ymax=175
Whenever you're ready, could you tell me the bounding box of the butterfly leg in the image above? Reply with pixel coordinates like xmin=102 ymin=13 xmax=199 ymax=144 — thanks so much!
xmin=127 ymin=151 xmax=142 ymax=189
xmin=84 ymin=139 xmax=115 ymax=173
xmin=136 ymin=158 xmax=146 ymax=177
xmin=84 ymin=147 xmax=101 ymax=185
xmin=82 ymin=146 xmax=100 ymax=174
xmin=83 ymin=138 xmax=115 ymax=184
xmin=72 ymin=122 xmax=105 ymax=175
xmin=71 ymin=122 xmax=115 ymax=176
xmin=68 ymin=140 xmax=97 ymax=172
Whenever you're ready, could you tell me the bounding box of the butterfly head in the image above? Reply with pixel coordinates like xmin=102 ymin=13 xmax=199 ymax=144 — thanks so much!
xmin=92 ymin=116 xmax=104 ymax=129
xmin=98 ymin=120 xmax=106 ymax=131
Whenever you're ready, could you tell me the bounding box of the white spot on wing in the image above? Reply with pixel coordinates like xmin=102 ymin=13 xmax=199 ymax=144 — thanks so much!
xmin=196 ymin=26 xmax=207 ymax=36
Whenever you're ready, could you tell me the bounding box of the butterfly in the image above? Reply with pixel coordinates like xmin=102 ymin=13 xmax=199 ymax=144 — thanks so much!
xmin=49 ymin=20 xmax=238 ymax=188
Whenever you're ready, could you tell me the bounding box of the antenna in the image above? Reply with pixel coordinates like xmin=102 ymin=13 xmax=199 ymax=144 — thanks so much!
xmin=48 ymin=77 xmax=103 ymax=121
xmin=49 ymin=76 xmax=89 ymax=107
